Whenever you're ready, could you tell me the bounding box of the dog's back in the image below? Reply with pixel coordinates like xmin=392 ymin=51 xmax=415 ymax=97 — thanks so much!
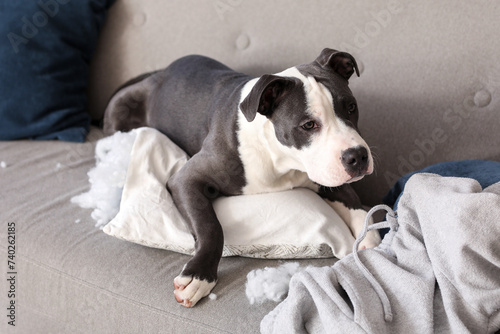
xmin=103 ymin=55 xmax=250 ymax=156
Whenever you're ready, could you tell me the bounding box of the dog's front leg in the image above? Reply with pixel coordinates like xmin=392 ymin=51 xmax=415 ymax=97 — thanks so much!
xmin=167 ymin=161 xmax=224 ymax=308
xmin=319 ymin=184 xmax=381 ymax=249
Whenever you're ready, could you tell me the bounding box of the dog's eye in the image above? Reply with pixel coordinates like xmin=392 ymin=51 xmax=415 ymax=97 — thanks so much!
xmin=301 ymin=121 xmax=317 ymax=130
xmin=347 ymin=103 xmax=357 ymax=115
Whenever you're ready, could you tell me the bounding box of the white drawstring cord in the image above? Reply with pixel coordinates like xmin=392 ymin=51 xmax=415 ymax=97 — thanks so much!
xmin=352 ymin=204 xmax=398 ymax=322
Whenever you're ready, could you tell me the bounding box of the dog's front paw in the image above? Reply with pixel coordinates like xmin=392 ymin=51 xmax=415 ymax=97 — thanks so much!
xmin=358 ymin=230 xmax=382 ymax=250
xmin=173 ymin=275 xmax=216 ymax=308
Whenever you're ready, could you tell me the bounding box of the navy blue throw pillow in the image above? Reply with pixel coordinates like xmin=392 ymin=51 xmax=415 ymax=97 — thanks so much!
xmin=0 ymin=0 xmax=114 ymax=142
xmin=378 ymin=160 xmax=500 ymax=239
xmin=383 ymin=160 xmax=500 ymax=209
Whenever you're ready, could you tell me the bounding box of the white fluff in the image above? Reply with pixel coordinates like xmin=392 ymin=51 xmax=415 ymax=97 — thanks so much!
xmin=245 ymin=262 xmax=303 ymax=304
xmin=71 ymin=131 xmax=137 ymax=228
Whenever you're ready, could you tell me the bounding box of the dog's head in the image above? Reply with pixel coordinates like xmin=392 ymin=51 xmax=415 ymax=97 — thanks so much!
xmin=239 ymin=48 xmax=373 ymax=187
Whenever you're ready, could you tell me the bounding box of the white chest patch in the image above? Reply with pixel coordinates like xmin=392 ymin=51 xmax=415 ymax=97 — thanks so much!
xmin=236 ymin=107 xmax=318 ymax=194
xmin=236 ymin=74 xmax=317 ymax=195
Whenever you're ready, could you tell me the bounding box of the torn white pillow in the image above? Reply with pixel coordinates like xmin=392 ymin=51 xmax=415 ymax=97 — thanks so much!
xmin=103 ymin=127 xmax=356 ymax=259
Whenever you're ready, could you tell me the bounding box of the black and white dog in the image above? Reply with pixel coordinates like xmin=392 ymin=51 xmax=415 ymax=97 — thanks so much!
xmin=103 ymin=48 xmax=381 ymax=307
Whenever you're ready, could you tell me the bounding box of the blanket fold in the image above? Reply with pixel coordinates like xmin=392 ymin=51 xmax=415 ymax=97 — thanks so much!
xmin=262 ymin=174 xmax=500 ymax=334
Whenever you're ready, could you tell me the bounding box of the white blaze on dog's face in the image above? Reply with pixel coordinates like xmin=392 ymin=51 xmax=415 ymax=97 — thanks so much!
xmin=238 ymin=65 xmax=373 ymax=191
xmin=283 ymin=68 xmax=374 ymax=187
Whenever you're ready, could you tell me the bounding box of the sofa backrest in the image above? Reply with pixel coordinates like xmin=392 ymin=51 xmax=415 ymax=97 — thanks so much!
xmin=88 ymin=0 xmax=500 ymax=204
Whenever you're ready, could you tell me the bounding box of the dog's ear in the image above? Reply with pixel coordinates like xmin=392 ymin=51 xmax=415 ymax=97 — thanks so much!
xmin=240 ymin=75 xmax=295 ymax=122
xmin=316 ymin=48 xmax=360 ymax=81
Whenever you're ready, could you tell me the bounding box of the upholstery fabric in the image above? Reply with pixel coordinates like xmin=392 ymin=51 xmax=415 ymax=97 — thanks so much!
xmin=0 ymin=128 xmax=334 ymax=333
xmin=88 ymin=0 xmax=500 ymax=205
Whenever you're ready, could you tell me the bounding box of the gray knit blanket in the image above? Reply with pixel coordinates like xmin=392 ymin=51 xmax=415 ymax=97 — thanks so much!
xmin=262 ymin=173 xmax=500 ymax=334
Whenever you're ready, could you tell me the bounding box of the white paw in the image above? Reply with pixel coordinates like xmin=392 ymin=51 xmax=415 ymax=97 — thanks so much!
xmin=173 ymin=275 xmax=216 ymax=308
xmin=358 ymin=230 xmax=382 ymax=250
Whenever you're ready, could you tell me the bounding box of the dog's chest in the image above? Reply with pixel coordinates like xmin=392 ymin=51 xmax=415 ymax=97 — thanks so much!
xmin=241 ymin=161 xmax=315 ymax=195
xmin=236 ymin=111 xmax=318 ymax=195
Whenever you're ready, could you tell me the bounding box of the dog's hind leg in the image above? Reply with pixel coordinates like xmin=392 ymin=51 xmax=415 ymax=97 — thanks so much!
xmin=102 ymin=71 xmax=159 ymax=135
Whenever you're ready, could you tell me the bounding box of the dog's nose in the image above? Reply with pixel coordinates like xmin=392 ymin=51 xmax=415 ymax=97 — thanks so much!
xmin=341 ymin=146 xmax=369 ymax=175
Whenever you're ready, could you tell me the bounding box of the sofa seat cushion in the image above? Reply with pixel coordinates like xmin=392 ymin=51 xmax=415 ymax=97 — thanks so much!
xmin=0 ymin=127 xmax=334 ymax=333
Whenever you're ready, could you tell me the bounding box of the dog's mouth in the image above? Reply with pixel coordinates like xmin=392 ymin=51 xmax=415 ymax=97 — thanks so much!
xmin=344 ymin=163 xmax=374 ymax=183
xmin=314 ymin=172 xmax=366 ymax=188
xmin=305 ymin=153 xmax=373 ymax=188
xmin=345 ymin=174 xmax=366 ymax=184
xmin=314 ymin=168 xmax=371 ymax=187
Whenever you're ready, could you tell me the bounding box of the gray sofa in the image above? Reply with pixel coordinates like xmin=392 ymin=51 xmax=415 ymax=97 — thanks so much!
xmin=1 ymin=1 xmax=499 ymax=333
